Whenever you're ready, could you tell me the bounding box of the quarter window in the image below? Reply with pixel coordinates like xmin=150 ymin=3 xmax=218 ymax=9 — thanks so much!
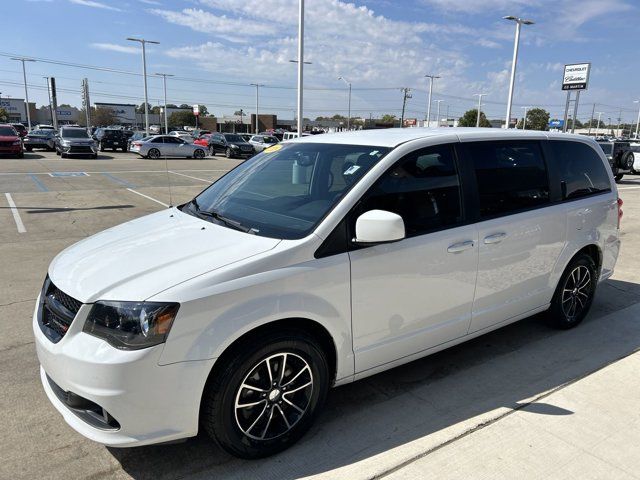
xmin=357 ymin=144 xmax=463 ymax=237
xmin=549 ymin=141 xmax=611 ymax=199
xmin=468 ymin=141 xmax=550 ymax=218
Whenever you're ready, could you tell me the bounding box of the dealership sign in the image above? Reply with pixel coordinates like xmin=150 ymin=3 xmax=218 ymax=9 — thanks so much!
xmin=549 ymin=119 xmax=565 ymax=128
xmin=562 ymin=63 xmax=590 ymax=90
xmin=193 ymin=104 xmax=200 ymax=116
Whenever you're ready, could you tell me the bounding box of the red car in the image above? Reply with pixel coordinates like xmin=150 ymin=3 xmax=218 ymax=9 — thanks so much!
xmin=194 ymin=134 xmax=211 ymax=149
xmin=0 ymin=124 xmax=24 ymax=158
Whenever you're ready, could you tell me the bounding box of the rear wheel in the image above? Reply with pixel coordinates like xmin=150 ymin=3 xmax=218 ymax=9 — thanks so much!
xmin=148 ymin=148 xmax=161 ymax=159
xmin=202 ymin=331 xmax=329 ymax=459
xmin=194 ymin=149 xmax=205 ymax=159
xmin=547 ymin=253 xmax=597 ymax=329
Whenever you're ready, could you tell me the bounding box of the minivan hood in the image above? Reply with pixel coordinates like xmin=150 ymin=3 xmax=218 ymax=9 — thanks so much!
xmin=48 ymin=209 xmax=281 ymax=302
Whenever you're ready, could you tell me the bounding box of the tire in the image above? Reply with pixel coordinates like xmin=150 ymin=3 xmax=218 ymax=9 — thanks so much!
xmin=209 ymin=146 xmax=215 ymax=156
xmin=60 ymin=152 xmax=67 ymax=158
xmin=201 ymin=330 xmax=330 ymax=459
xmin=194 ymin=149 xmax=205 ymax=159
xmin=547 ymin=253 xmax=597 ymax=329
xmin=99 ymin=143 xmax=105 ymax=152
xmin=92 ymin=154 xmax=98 ymax=159
xmin=148 ymin=148 xmax=161 ymax=159
xmin=225 ymin=147 xmax=233 ymax=158
xmin=623 ymin=152 xmax=635 ymax=170
xmin=25 ymin=146 xmax=32 ymax=152
xmin=615 ymin=173 xmax=624 ymax=182
xmin=17 ymin=151 xmax=24 ymax=158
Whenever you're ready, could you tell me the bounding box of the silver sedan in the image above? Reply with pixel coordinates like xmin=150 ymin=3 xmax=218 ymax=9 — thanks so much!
xmin=130 ymin=135 xmax=207 ymax=159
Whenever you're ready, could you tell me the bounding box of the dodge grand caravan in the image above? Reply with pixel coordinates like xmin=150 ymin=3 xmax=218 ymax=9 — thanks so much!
xmin=34 ymin=128 xmax=621 ymax=458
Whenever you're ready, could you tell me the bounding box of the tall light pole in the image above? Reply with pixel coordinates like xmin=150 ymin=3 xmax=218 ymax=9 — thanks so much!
xmin=521 ymin=106 xmax=531 ymax=129
xmin=155 ymin=73 xmax=173 ymax=134
xmin=295 ymin=0 xmax=304 ymax=136
xmin=43 ymin=76 xmax=54 ymax=125
xmin=250 ymin=83 xmax=264 ymax=134
xmin=11 ymin=57 xmax=36 ymax=130
xmin=434 ymin=99 xmax=444 ymax=127
xmin=127 ymin=37 xmax=159 ymax=136
xmin=473 ymin=93 xmax=486 ymax=127
xmin=596 ymin=112 xmax=603 ymax=138
xmin=289 ymin=58 xmax=311 ymax=134
xmin=424 ymin=74 xmax=440 ymax=127
xmin=338 ymin=76 xmax=351 ymax=130
xmin=503 ymin=16 xmax=534 ymax=129
xmin=634 ymin=100 xmax=640 ymax=139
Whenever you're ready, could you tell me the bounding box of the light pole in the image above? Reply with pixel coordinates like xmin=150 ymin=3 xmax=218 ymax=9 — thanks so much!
xmin=634 ymin=100 xmax=640 ymax=139
xmin=289 ymin=59 xmax=311 ymax=134
xmin=424 ymin=74 xmax=440 ymax=127
xmin=295 ymin=0 xmax=304 ymax=136
xmin=155 ymin=73 xmax=173 ymax=134
xmin=338 ymin=76 xmax=351 ymax=130
xmin=434 ymin=100 xmax=444 ymax=127
xmin=11 ymin=57 xmax=36 ymax=130
xmin=521 ymin=106 xmax=531 ymax=129
xmin=595 ymin=112 xmax=603 ymax=137
xmin=43 ymin=76 xmax=54 ymax=125
xmin=250 ymin=83 xmax=264 ymax=134
xmin=473 ymin=93 xmax=486 ymax=127
xmin=127 ymin=37 xmax=159 ymax=136
xmin=503 ymin=16 xmax=534 ymax=129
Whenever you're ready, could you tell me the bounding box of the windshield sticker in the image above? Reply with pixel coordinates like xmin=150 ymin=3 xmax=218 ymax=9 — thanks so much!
xmin=369 ymin=150 xmax=379 ymax=156
xmin=264 ymin=144 xmax=283 ymax=154
xmin=343 ymin=165 xmax=361 ymax=175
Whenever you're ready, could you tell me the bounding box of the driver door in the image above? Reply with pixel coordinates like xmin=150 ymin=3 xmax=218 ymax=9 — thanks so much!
xmin=349 ymin=143 xmax=478 ymax=373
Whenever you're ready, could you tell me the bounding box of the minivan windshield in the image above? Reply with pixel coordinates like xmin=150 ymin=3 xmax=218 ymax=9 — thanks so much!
xmin=185 ymin=142 xmax=390 ymax=239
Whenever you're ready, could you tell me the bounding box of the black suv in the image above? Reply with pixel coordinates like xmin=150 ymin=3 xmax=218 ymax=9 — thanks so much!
xmin=208 ymin=133 xmax=254 ymax=158
xmin=597 ymin=141 xmax=634 ymax=182
xmin=93 ymin=128 xmax=128 ymax=152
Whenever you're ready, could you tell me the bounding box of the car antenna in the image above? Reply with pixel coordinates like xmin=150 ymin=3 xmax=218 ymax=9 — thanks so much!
xmin=164 ymin=146 xmax=174 ymax=207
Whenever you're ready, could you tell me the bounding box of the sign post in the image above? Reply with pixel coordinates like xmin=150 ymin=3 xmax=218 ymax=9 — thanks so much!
xmin=50 ymin=77 xmax=59 ymax=130
xmin=561 ymin=63 xmax=590 ymax=133
xmin=193 ymin=104 xmax=199 ymax=129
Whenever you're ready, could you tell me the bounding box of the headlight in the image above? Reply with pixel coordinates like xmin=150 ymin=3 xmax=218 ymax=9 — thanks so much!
xmin=83 ymin=301 xmax=180 ymax=350
xmin=61 ymin=140 xmax=71 ymax=146
xmin=230 ymin=144 xmax=239 ymax=149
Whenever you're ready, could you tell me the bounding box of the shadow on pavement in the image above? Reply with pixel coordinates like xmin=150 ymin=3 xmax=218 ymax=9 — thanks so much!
xmin=108 ymin=279 xmax=640 ymax=480
xmin=0 ymin=205 xmax=135 ymax=213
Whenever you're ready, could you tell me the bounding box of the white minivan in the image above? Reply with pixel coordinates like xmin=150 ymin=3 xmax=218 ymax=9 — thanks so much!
xmin=34 ymin=128 xmax=621 ymax=458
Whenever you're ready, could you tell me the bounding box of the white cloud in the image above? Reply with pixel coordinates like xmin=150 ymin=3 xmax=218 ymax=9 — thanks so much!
xmin=138 ymin=0 xmax=160 ymax=4
xmin=90 ymin=43 xmax=140 ymax=54
xmin=419 ymin=0 xmax=537 ymax=13
xmin=68 ymin=0 xmax=121 ymax=11
xmin=476 ymin=39 xmax=501 ymax=49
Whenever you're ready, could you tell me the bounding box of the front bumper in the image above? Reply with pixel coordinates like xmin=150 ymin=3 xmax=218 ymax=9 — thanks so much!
xmin=0 ymin=145 xmax=22 ymax=154
xmin=60 ymin=144 xmax=98 ymax=155
xmin=33 ymin=294 xmax=215 ymax=447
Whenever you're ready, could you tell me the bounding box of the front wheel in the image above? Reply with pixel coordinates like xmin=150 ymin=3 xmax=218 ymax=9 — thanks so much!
xmin=225 ymin=147 xmax=233 ymax=158
xmin=194 ymin=149 xmax=205 ymax=159
xmin=547 ymin=253 xmax=597 ymax=329
xmin=201 ymin=331 xmax=330 ymax=459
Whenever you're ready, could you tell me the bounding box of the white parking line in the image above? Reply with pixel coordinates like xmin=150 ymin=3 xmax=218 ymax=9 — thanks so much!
xmin=0 ymin=169 xmax=231 ymax=176
xmin=126 ymin=188 xmax=170 ymax=207
xmin=168 ymin=170 xmax=212 ymax=183
xmin=5 ymin=193 xmax=26 ymax=233
xmin=618 ymin=186 xmax=640 ymax=191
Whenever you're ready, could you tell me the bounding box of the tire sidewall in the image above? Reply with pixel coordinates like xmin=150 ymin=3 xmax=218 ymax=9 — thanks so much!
xmin=204 ymin=333 xmax=329 ymax=458
xmin=550 ymin=254 xmax=597 ymax=329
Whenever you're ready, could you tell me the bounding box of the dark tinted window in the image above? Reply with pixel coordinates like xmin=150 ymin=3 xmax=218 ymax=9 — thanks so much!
xmin=598 ymin=143 xmax=613 ymax=154
xmin=469 ymin=141 xmax=549 ymax=218
xmin=61 ymin=129 xmax=89 ymax=138
xmin=0 ymin=126 xmax=17 ymax=136
xmin=357 ymin=144 xmax=462 ymax=237
xmin=549 ymin=140 xmax=611 ymax=199
xmin=224 ymin=134 xmax=242 ymax=142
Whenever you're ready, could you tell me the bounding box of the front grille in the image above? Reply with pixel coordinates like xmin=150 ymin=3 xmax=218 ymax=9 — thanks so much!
xmin=38 ymin=277 xmax=82 ymax=343
xmin=241 ymin=146 xmax=252 ymax=151
xmin=69 ymin=146 xmax=93 ymax=153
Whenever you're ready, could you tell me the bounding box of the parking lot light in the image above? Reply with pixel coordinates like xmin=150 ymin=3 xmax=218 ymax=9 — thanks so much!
xmin=473 ymin=93 xmax=486 ymax=127
xmin=424 ymin=74 xmax=440 ymax=127
xmin=503 ymin=16 xmax=534 ymax=129
xmin=127 ymin=38 xmax=159 ymax=136
xmin=634 ymin=100 xmax=640 ymax=139
xmin=250 ymin=83 xmax=264 ymax=135
xmin=338 ymin=76 xmax=351 ymax=130
xmin=155 ymin=73 xmax=173 ymax=134
xmin=10 ymin=57 xmax=36 ymax=131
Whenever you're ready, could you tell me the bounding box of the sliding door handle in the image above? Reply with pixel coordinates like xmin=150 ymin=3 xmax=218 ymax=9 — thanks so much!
xmin=447 ymin=240 xmax=475 ymax=253
xmin=484 ymin=232 xmax=507 ymax=244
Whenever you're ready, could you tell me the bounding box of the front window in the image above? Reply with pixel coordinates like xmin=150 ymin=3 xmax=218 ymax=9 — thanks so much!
xmin=62 ymin=129 xmax=89 ymax=139
xmin=224 ymin=134 xmax=243 ymax=142
xmin=185 ymin=143 xmax=390 ymax=239
xmin=0 ymin=126 xmax=17 ymax=136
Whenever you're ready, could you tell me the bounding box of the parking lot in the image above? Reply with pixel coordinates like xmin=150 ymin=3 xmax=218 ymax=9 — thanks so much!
xmin=2 ymin=150 xmax=640 ymax=480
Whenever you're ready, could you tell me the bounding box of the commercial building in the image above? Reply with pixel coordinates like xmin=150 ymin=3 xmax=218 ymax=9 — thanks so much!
xmin=0 ymin=98 xmax=36 ymax=124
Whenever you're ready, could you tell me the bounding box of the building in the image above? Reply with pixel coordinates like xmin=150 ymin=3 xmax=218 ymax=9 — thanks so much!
xmin=94 ymin=102 xmax=136 ymax=125
xmin=0 ymin=98 xmax=36 ymax=124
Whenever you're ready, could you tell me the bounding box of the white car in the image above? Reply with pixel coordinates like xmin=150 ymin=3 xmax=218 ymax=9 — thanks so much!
xmin=248 ymin=134 xmax=279 ymax=153
xmin=130 ymin=134 xmax=206 ymax=159
xmin=168 ymin=130 xmax=194 ymax=143
xmin=630 ymin=143 xmax=640 ymax=173
xmin=34 ymin=128 xmax=621 ymax=458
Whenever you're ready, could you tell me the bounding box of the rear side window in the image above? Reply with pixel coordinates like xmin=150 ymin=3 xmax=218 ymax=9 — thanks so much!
xmin=468 ymin=141 xmax=550 ymax=219
xmin=548 ymin=140 xmax=611 ymax=199
xmin=357 ymin=144 xmax=463 ymax=237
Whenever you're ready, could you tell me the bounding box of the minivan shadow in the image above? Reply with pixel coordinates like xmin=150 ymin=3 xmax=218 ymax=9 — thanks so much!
xmin=108 ymin=279 xmax=640 ymax=480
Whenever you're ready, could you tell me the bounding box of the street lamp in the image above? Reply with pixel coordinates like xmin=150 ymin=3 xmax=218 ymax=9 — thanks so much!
xmin=424 ymin=74 xmax=440 ymax=127
xmin=634 ymin=100 xmax=640 ymax=139
xmin=127 ymin=37 xmax=159 ymax=136
xmin=42 ymin=77 xmax=54 ymax=125
xmin=595 ymin=112 xmax=603 ymax=137
xmin=250 ymin=83 xmax=264 ymax=134
xmin=521 ymin=106 xmax=531 ymax=129
xmin=434 ymin=99 xmax=444 ymax=127
xmin=338 ymin=76 xmax=352 ymax=130
xmin=11 ymin=57 xmax=36 ymax=130
xmin=503 ymin=16 xmax=534 ymax=129
xmin=155 ymin=73 xmax=173 ymax=134
xmin=473 ymin=93 xmax=487 ymax=127
xmin=292 ymin=0 xmax=305 ymax=137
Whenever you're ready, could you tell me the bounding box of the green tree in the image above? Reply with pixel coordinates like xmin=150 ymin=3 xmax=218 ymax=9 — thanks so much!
xmin=458 ymin=109 xmax=491 ymax=127
xmin=380 ymin=114 xmax=396 ymax=124
xmin=78 ymin=107 xmax=115 ymax=127
xmin=169 ymin=110 xmax=196 ymax=128
xmin=197 ymin=104 xmax=209 ymax=116
xmin=136 ymin=102 xmax=152 ymax=113
xmin=516 ymin=108 xmax=550 ymax=130
xmin=0 ymin=107 xmax=7 ymax=122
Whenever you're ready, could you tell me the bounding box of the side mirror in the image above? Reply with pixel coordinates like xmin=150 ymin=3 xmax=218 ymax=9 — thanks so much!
xmin=354 ymin=210 xmax=405 ymax=244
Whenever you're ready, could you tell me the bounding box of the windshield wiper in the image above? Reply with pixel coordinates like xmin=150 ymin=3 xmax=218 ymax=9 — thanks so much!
xmin=189 ymin=199 xmax=254 ymax=233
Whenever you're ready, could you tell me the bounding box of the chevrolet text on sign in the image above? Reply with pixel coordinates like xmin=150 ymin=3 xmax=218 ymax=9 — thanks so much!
xmin=562 ymin=63 xmax=591 ymax=90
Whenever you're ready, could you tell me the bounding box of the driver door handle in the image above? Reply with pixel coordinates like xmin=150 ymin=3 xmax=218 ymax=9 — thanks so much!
xmin=447 ymin=240 xmax=475 ymax=253
xmin=484 ymin=232 xmax=507 ymax=244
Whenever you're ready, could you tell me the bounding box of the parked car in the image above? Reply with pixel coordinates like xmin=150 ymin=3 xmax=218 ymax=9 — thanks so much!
xmin=596 ymin=140 xmax=634 ymax=182
xmin=127 ymin=132 xmax=149 ymax=150
xmin=208 ymin=133 xmax=254 ymax=158
xmin=282 ymin=131 xmax=311 ymax=141
xmin=239 ymin=134 xmax=252 ymax=143
xmin=168 ymin=131 xmax=194 ymax=143
xmin=34 ymin=129 xmax=621 ymax=458
xmin=248 ymin=134 xmax=279 ymax=153
xmin=24 ymin=129 xmax=56 ymax=151
xmin=93 ymin=128 xmax=129 ymax=152
xmin=629 ymin=143 xmax=640 ymax=174
xmin=34 ymin=124 xmax=55 ymax=131
xmin=54 ymin=126 xmax=98 ymax=158
xmin=129 ymin=135 xmax=207 ymax=159
xmin=0 ymin=124 xmax=23 ymax=158
xmin=11 ymin=123 xmax=28 ymax=137
xmin=193 ymin=134 xmax=212 ymax=149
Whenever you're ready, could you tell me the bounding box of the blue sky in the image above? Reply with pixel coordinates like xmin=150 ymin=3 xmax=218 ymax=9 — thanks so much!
xmin=3 ymin=0 xmax=639 ymax=123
